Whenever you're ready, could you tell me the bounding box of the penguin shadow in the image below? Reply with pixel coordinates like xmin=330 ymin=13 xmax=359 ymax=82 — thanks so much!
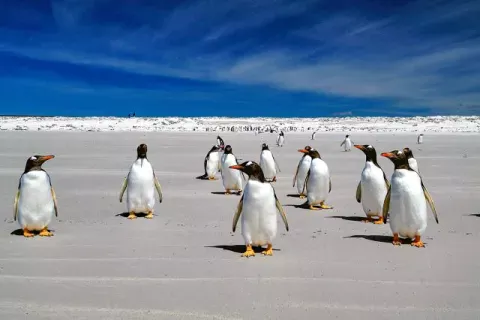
xmin=344 ymin=235 xmax=393 ymax=243
xmin=10 ymin=228 xmax=55 ymax=236
xmin=467 ymin=213 xmax=480 ymax=217
xmin=206 ymin=245 xmax=280 ymax=254
xmin=286 ymin=194 xmax=302 ymax=198
xmin=327 ymin=215 xmax=366 ymax=222
xmin=195 ymin=174 xmax=209 ymax=180
xmin=115 ymin=212 xmax=156 ymax=218
xmin=211 ymin=191 xmax=242 ymax=196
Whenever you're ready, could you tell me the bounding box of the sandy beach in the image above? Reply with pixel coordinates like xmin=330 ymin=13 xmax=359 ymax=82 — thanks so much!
xmin=0 ymin=130 xmax=479 ymax=319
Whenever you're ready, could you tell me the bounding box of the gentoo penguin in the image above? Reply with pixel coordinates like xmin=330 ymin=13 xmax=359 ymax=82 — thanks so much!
xmin=14 ymin=155 xmax=58 ymax=237
xmin=119 ymin=144 xmax=163 ymax=219
xmin=354 ymin=145 xmax=390 ymax=224
xmin=216 ymin=136 xmax=225 ymax=149
xmin=276 ymin=131 xmax=285 ymax=147
xmin=417 ymin=134 xmax=424 ymax=144
xmin=204 ymin=145 xmax=222 ymax=180
xmin=221 ymin=145 xmax=244 ymax=195
xmin=293 ymin=146 xmax=312 ymax=198
xmin=311 ymin=131 xmax=316 ymax=140
xmin=230 ymin=161 xmax=289 ymax=257
xmin=340 ymin=135 xmax=353 ymax=152
xmin=381 ymin=150 xmax=438 ymax=247
xmin=300 ymin=148 xmax=332 ymax=210
xmin=403 ymin=147 xmax=419 ymax=174
xmin=259 ymin=143 xmax=280 ymax=182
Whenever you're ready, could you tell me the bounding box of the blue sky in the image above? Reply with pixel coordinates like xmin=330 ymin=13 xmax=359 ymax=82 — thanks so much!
xmin=0 ymin=0 xmax=479 ymax=117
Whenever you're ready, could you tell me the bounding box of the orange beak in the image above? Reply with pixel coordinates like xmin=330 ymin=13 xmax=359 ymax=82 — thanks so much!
xmin=354 ymin=145 xmax=364 ymax=150
xmin=40 ymin=155 xmax=55 ymax=161
xmin=298 ymin=149 xmax=309 ymax=153
xmin=381 ymin=152 xmax=395 ymax=159
xmin=229 ymin=164 xmax=243 ymax=170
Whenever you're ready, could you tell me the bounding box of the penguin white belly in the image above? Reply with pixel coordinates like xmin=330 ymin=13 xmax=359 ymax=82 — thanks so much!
xmin=307 ymin=159 xmax=330 ymax=205
xmin=260 ymin=151 xmax=276 ymax=180
xmin=360 ymin=162 xmax=387 ymax=217
xmin=296 ymin=156 xmax=312 ymax=194
xmin=241 ymin=180 xmax=277 ymax=246
xmin=126 ymin=160 xmax=156 ymax=213
xmin=221 ymin=154 xmax=243 ymax=191
xmin=206 ymin=152 xmax=220 ymax=178
xmin=418 ymin=136 xmax=423 ymax=144
xmin=278 ymin=136 xmax=285 ymax=146
xmin=345 ymin=139 xmax=352 ymax=151
xmin=389 ymin=170 xmax=427 ymax=239
xmin=408 ymin=158 xmax=419 ymax=173
xmin=17 ymin=171 xmax=55 ymax=230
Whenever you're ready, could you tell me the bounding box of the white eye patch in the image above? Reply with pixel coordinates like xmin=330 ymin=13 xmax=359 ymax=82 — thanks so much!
xmin=397 ymin=151 xmax=403 ymax=155
xmin=30 ymin=156 xmax=37 ymax=160
xmin=246 ymin=161 xmax=253 ymax=166
xmin=367 ymin=145 xmax=373 ymax=149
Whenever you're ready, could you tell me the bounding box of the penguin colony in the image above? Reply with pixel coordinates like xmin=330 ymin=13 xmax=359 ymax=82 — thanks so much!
xmin=12 ymin=134 xmax=438 ymax=257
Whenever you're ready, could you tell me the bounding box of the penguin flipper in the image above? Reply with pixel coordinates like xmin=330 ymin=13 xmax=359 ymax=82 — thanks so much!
xmin=51 ymin=187 xmax=58 ymax=217
xmin=13 ymin=189 xmax=20 ymax=221
xmin=119 ymin=176 xmax=128 ymax=203
xmin=232 ymin=195 xmax=244 ymax=232
xmin=383 ymin=171 xmax=390 ymax=189
xmin=272 ymin=153 xmax=281 ymax=172
xmin=356 ymin=181 xmax=361 ymax=203
xmin=421 ymin=181 xmax=438 ymax=223
xmin=274 ymin=190 xmax=289 ymax=231
xmin=329 ymin=178 xmax=332 ymax=193
xmin=154 ymin=174 xmax=163 ymax=203
xmin=302 ymin=169 xmax=311 ymax=195
xmin=382 ymin=186 xmax=391 ymax=223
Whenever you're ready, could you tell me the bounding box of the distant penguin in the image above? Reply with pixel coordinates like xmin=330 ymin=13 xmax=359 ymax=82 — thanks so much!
xmin=14 ymin=155 xmax=58 ymax=237
xmin=203 ymin=145 xmax=222 ymax=180
xmin=300 ymin=148 xmax=332 ymax=210
xmin=403 ymin=147 xmax=419 ymax=174
xmin=217 ymin=136 xmax=225 ymax=149
xmin=354 ymin=145 xmax=390 ymax=224
xmin=259 ymin=143 xmax=280 ymax=182
xmin=230 ymin=161 xmax=289 ymax=257
xmin=417 ymin=134 xmax=424 ymax=144
xmin=119 ymin=144 xmax=163 ymax=219
xmin=340 ymin=135 xmax=353 ymax=151
xmin=221 ymin=145 xmax=244 ymax=195
xmin=311 ymin=131 xmax=316 ymax=140
xmin=381 ymin=150 xmax=438 ymax=247
xmin=276 ymin=131 xmax=285 ymax=147
xmin=293 ymin=146 xmax=312 ymax=198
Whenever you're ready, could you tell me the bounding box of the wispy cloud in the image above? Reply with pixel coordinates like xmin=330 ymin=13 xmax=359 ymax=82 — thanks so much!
xmin=0 ymin=0 xmax=479 ymax=115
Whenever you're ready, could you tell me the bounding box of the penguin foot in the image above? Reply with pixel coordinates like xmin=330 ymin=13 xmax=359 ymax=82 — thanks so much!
xmin=373 ymin=217 xmax=384 ymax=224
xmin=39 ymin=228 xmax=53 ymax=237
xmin=362 ymin=217 xmax=373 ymax=223
xmin=272 ymin=177 xmax=277 ymax=182
xmin=208 ymin=177 xmax=217 ymax=180
xmin=145 ymin=212 xmax=153 ymax=219
xmin=392 ymin=233 xmax=402 ymax=246
xmin=262 ymin=244 xmax=273 ymax=256
xmin=241 ymin=245 xmax=255 ymax=258
xmin=23 ymin=228 xmax=35 ymax=238
xmin=411 ymin=235 xmax=425 ymax=248
xmin=320 ymin=202 xmax=333 ymax=209
xmin=225 ymin=189 xmax=231 ymax=195
xmin=127 ymin=212 xmax=137 ymax=219
xmin=299 ymin=193 xmax=306 ymax=199
xmin=309 ymin=205 xmax=321 ymax=210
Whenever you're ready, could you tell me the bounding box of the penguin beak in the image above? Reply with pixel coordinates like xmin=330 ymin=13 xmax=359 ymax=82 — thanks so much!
xmin=381 ymin=152 xmax=395 ymax=159
xmin=354 ymin=145 xmax=364 ymax=151
xmin=229 ymin=164 xmax=243 ymax=170
xmin=298 ymin=149 xmax=309 ymax=153
xmin=39 ymin=155 xmax=55 ymax=162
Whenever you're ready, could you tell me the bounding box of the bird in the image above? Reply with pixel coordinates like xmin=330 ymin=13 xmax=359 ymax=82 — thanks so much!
xmin=229 ymin=161 xmax=289 ymax=257
xmin=354 ymin=145 xmax=390 ymax=224
xmin=259 ymin=143 xmax=280 ymax=182
xmin=300 ymin=148 xmax=333 ymax=210
xmin=203 ymin=145 xmax=223 ymax=180
xmin=417 ymin=134 xmax=424 ymax=144
xmin=403 ymin=147 xmax=419 ymax=174
xmin=119 ymin=144 xmax=163 ymax=219
xmin=216 ymin=136 xmax=225 ymax=149
xmin=293 ymin=146 xmax=312 ymax=198
xmin=220 ymin=145 xmax=244 ymax=195
xmin=381 ymin=150 xmax=438 ymax=247
xmin=14 ymin=155 xmax=58 ymax=237
xmin=340 ymin=135 xmax=353 ymax=152
xmin=276 ymin=131 xmax=285 ymax=147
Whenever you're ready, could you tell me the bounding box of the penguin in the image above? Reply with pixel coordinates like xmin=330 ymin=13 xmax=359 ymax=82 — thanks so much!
xmin=14 ymin=155 xmax=58 ymax=237
xmin=203 ymin=145 xmax=222 ymax=180
xmin=119 ymin=144 xmax=163 ymax=219
xmin=340 ymin=135 xmax=353 ymax=152
xmin=300 ymin=148 xmax=332 ymax=210
xmin=311 ymin=131 xmax=316 ymax=140
xmin=216 ymin=136 xmax=225 ymax=149
xmin=229 ymin=161 xmax=289 ymax=257
xmin=293 ymin=146 xmax=312 ymax=198
xmin=259 ymin=143 xmax=280 ymax=182
xmin=354 ymin=145 xmax=390 ymax=224
xmin=220 ymin=145 xmax=244 ymax=195
xmin=417 ymin=134 xmax=424 ymax=144
xmin=381 ymin=150 xmax=438 ymax=247
xmin=403 ymin=147 xmax=419 ymax=174
xmin=276 ymin=131 xmax=285 ymax=147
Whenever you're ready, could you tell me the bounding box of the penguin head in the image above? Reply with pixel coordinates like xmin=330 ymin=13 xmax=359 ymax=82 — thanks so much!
xmin=261 ymin=143 xmax=269 ymax=151
xmin=210 ymin=145 xmax=221 ymax=152
xmin=381 ymin=150 xmax=409 ymax=169
xmin=402 ymin=147 xmax=414 ymax=159
xmin=297 ymin=146 xmax=312 ymax=155
xmin=229 ymin=161 xmax=266 ymax=182
xmin=223 ymin=145 xmax=233 ymax=154
xmin=137 ymin=144 xmax=148 ymax=159
xmin=24 ymin=155 xmax=55 ymax=172
xmin=346 ymin=135 xmax=349 ymax=138
xmin=299 ymin=147 xmax=320 ymax=159
xmin=354 ymin=144 xmax=378 ymax=161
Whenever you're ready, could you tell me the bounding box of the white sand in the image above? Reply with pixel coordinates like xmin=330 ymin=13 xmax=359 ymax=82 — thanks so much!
xmin=0 ymin=131 xmax=479 ymax=319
